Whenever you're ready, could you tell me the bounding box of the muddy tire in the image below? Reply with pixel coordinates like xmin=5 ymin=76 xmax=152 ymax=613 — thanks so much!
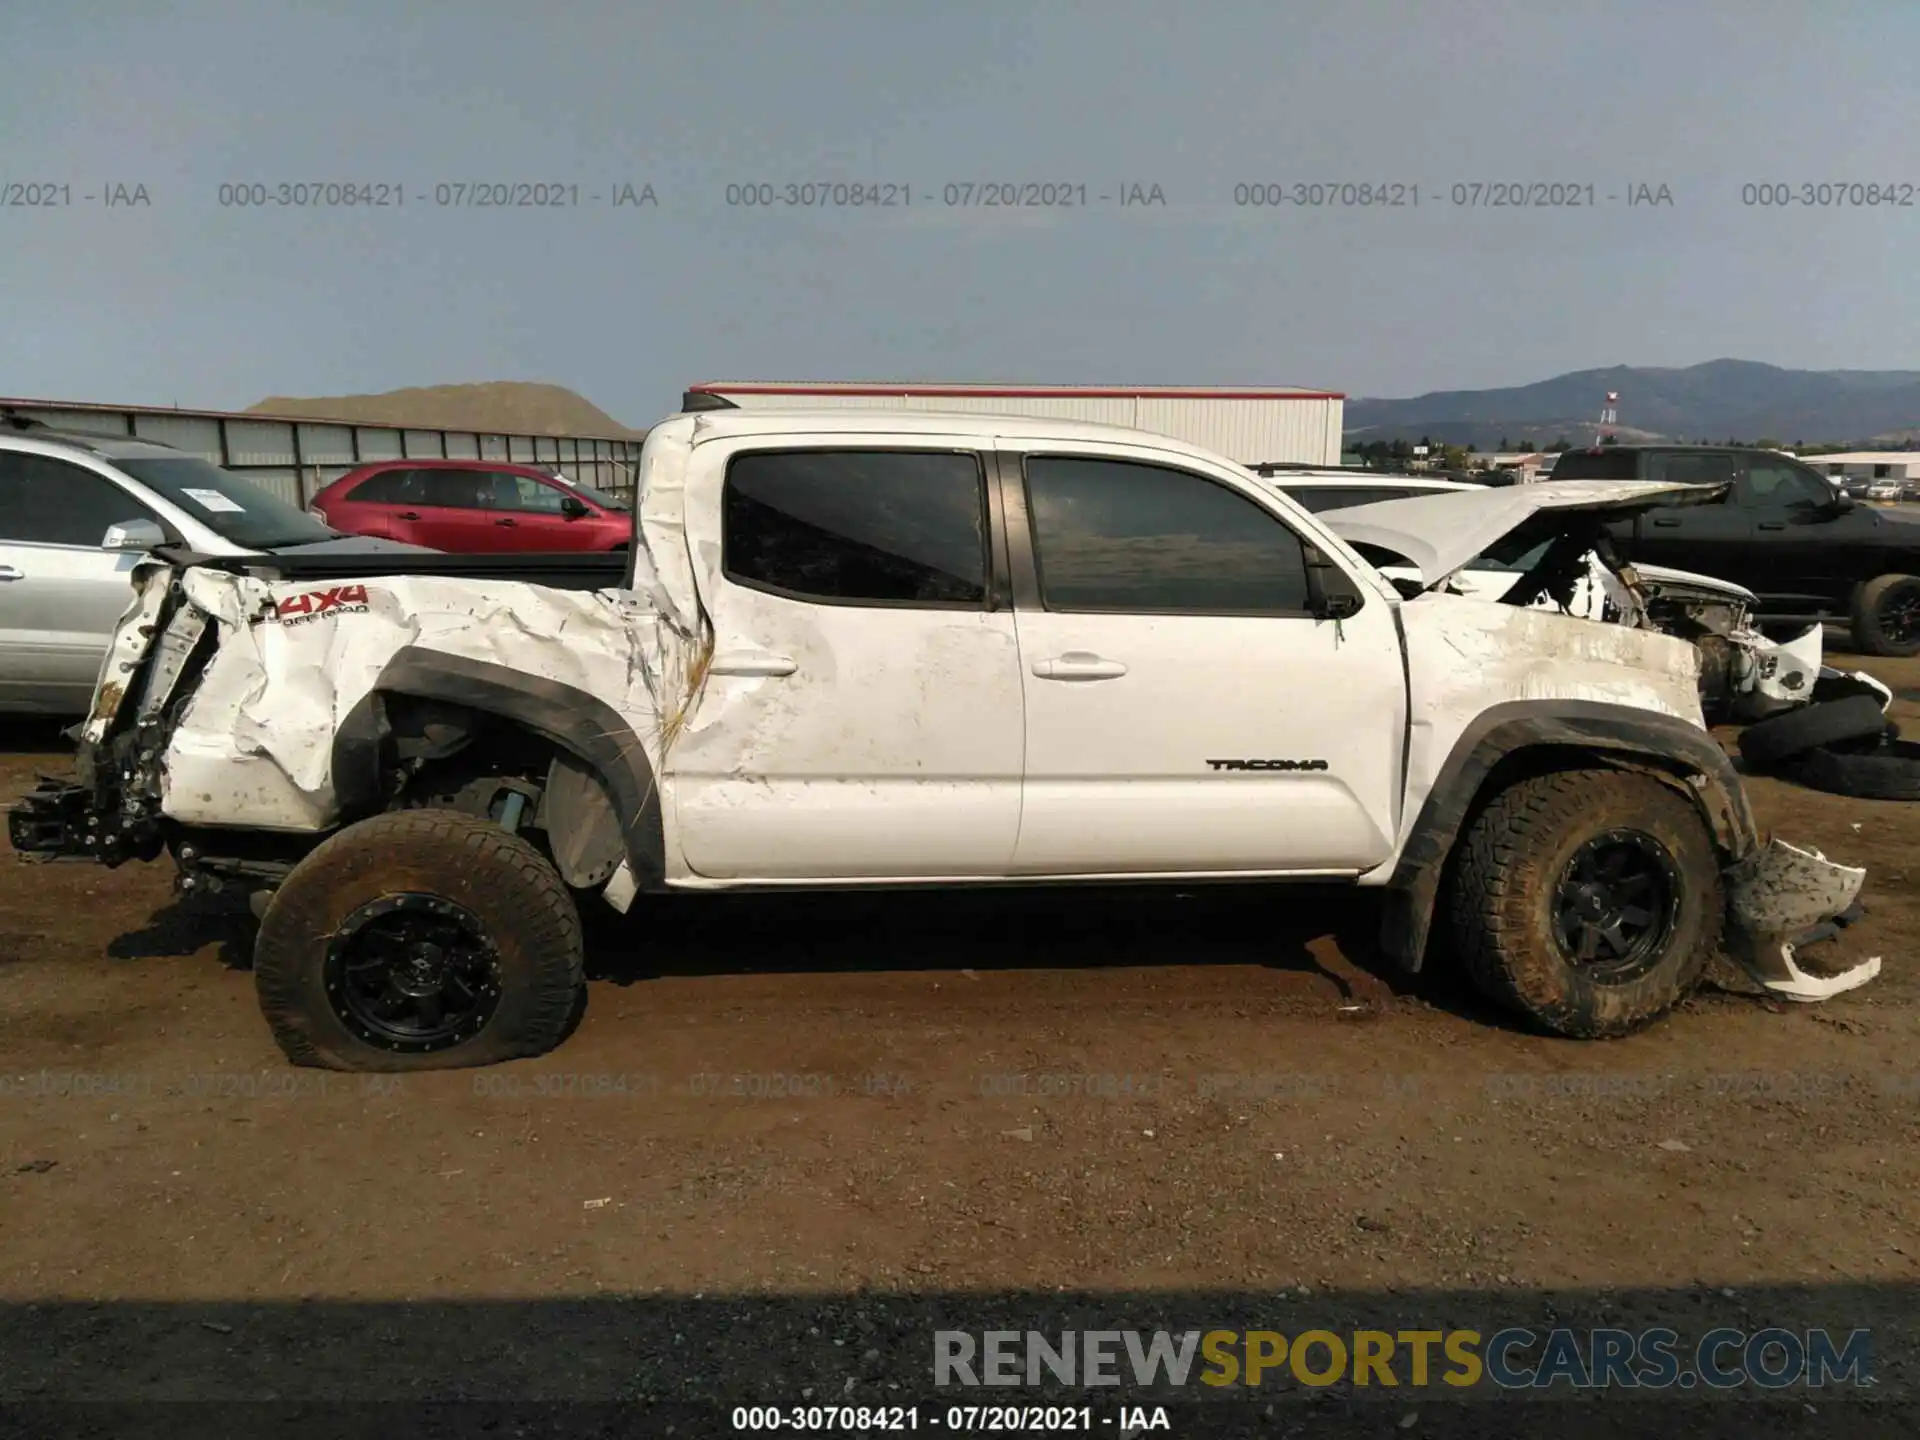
xmin=1851 ymin=574 xmax=1920 ymax=657
xmin=1448 ymin=770 xmax=1723 ymax=1039
xmin=254 ymin=809 xmax=584 ymax=1071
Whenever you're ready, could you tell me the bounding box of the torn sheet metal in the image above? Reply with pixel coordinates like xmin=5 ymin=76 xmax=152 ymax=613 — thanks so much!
xmin=1748 ymin=624 xmax=1823 ymax=709
xmin=156 ymin=570 xmax=667 ymax=832
xmin=1723 ymin=840 xmax=1877 ymax=1000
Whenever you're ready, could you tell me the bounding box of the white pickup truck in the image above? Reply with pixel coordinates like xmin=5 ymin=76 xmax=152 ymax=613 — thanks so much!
xmin=7 ymin=410 xmax=1877 ymax=1070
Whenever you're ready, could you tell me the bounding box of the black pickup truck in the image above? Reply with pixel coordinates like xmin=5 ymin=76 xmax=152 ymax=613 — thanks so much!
xmin=1549 ymin=445 xmax=1920 ymax=655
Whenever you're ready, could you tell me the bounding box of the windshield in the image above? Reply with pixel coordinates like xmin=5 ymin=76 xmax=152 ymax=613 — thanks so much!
xmin=550 ymin=472 xmax=630 ymax=510
xmin=113 ymin=456 xmax=338 ymax=548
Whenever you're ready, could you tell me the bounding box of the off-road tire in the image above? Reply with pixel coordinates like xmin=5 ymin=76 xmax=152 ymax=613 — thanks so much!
xmin=254 ymin=809 xmax=584 ymax=1071
xmin=1449 ymin=770 xmax=1723 ymax=1038
xmin=1784 ymin=739 xmax=1920 ymax=802
xmin=1851 ymin=574 xmax=1920 ymax=657
xmin=1737 ymin=695 xmax=1889 ymax=770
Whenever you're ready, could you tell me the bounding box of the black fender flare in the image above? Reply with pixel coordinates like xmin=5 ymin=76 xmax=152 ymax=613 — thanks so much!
xmin=331 ymin=647 xmax=666 ymax=892
xmin=1378 ymin=700 xmax=1758 ymax=972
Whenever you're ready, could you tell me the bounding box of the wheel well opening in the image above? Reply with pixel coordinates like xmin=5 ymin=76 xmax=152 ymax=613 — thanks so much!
xmin=1458 ymin=743 xmax=1719 ymax=849
xmin=383 ymin=697 xmax=563 ymax=819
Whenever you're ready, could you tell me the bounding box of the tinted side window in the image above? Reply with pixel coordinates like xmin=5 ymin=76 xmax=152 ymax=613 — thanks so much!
xmin=345 ymin=468 xmax=418 ymax=503
xmin=1026 ymin=456 xmax=1313 ymax=613
xmin=723 ymin=450 xmax=988 ymax=606
xmin=1737 ymin=460 xmax=1833 ymax=510
xmin=1648 ymin=452 xmax=1737 ymax=486
xmin=0 ymin=453 xmax=158 ymax=546
xmin=419 ymin=470 xmax=487 ymax=509
xmin=1280 ymin=485 xmax=1419 ymax=512
xmin=489 ymin=472 xmax=568 ymax=513
xmin=1550 ymin=450 xmax=1640 ymax=480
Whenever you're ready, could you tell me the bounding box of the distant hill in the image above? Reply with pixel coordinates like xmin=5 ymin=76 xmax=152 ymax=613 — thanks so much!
xmin=249 ymin=382 xmax=646 ymax=438
xmin=1344 ymin=360 xmax=1920 ymax=449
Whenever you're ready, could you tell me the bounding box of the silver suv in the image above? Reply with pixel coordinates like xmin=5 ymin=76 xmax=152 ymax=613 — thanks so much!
xmin=0 ymin=420 xmax=427 ymax=714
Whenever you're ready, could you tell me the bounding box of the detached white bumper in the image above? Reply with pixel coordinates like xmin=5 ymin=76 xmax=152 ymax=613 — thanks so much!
xmin=1724 ymin=840 xmax=1878 ymax=1000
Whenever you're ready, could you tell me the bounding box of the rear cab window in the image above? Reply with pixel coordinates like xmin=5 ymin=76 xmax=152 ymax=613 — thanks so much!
xmin=721 ymin=449 xmax=990 ymax=606
xmin=1549 ymin=449 xmax=1640 ymax=480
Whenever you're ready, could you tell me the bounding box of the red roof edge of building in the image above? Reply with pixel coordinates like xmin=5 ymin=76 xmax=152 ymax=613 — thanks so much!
xmin=685 ymin=382 xmax=1348 ymax=402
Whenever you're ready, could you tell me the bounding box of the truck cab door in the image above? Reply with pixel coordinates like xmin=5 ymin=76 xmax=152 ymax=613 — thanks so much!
xmin=668 ymin=439 xmax=1025 ymax=880
xmin=1002 ymin=446 xmax=1406 ymax=876
xmin=1735 ymin=456 xmax=1866 ymax=617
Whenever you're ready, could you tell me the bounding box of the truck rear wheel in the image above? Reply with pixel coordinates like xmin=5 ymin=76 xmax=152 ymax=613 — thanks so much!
xmin=1851 ymin=574 xmax=1920 ymax=657
xmin=254 ymin=809 xmax=584 ymax=1071
xmin=1448 ymin=770 xmax=1722 ymax=1038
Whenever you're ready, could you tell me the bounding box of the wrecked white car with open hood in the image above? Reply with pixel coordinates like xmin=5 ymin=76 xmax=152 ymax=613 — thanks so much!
xmin=8 ymin=411 xmax=1879 ymax=1071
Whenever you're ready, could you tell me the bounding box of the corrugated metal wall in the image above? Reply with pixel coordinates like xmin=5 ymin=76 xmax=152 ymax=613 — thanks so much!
xmin=1 ymin=400 xmax=645 ymax=505
xmin=704 ymin=391 xmax=1343 ymax=465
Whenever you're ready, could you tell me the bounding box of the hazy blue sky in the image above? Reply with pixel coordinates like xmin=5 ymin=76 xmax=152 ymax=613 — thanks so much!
xmin=4 ymin=1 xmax=1915 ymax=423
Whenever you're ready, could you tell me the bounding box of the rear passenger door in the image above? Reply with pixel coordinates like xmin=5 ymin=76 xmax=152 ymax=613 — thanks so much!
xmin=406 ymin=470 xmax=495 ymax=550
xmin=670 ymin=440 xmax=1026 ymax=880
xmin=0 ymin=452 xmax=162 ymax=713
xmin=1006 ymin=446 xmax=1407 ymax=875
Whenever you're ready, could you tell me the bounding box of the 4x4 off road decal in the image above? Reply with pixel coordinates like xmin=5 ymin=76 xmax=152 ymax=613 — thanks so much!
xmin=1206 ymin=758 xmax=1330 ymax=772
xmin=274 ymin=584 xmax=372 ymax=624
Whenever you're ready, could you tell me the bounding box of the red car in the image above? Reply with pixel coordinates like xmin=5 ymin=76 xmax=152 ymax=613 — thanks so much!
xmin=308 ymin=460 xmax=632 ymax=552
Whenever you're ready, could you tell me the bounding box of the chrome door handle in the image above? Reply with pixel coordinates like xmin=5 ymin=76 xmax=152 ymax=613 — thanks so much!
xmin=1032 ymin=651 xmax=1127 ymax=680
xmin=0 ymin=566 xmax=21 ymax=581
xmin=709 ymin=651 xmax=797 ymax=677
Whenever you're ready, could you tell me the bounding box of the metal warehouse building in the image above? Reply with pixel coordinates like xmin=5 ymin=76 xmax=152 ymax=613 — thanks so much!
xmin=0 ymin=396 xmax=645 ymax=508
xmin=681 ymin=382 xmax=1346 ymax=467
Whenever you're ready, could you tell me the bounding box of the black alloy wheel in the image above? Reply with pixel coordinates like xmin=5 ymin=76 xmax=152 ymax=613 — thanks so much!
xmin=323 ymin=893 xmax=504 ymax=1053
xmin=1549 ymin=830 xmax=1680 ymax=983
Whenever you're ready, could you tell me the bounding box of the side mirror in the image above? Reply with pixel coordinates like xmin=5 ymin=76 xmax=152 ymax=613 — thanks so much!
xmin=101 ymin=518 xmax=167 ymax=552
xmin=1829 ymin=491 xmax=1856 ymax=515
xmin=560 ymin=496 xmax=591 ymax=518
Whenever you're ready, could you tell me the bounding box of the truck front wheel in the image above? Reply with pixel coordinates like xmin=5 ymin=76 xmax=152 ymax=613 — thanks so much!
xmin=254 ymin=809 xmax=585 ymax=1070
xmin=1850 ymin=574 xmax=1920 ymax=657
xmin=1448 ymin=770 xmax=1722 ymax=1038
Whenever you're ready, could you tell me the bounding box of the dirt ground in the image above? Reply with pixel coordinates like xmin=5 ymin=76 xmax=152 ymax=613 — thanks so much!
xmin=3 ymin=648 xmax=1919 ymax=1435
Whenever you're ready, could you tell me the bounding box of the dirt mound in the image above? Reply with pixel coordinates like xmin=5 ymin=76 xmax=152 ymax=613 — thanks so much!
xmin=249 ymin=381 xmax=646 ymax=438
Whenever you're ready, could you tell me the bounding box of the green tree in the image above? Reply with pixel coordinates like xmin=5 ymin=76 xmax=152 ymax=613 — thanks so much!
xmin=1551 ymin=435 xmax=1573 ymax=452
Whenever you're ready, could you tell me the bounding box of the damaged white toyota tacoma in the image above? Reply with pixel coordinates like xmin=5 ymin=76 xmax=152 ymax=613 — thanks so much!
xmin=7 ymin=410 xmax=1880 ymax=1071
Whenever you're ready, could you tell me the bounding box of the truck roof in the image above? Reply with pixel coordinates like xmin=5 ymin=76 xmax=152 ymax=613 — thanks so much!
xmin=659 ymin=405 xmax=1253 ymax=465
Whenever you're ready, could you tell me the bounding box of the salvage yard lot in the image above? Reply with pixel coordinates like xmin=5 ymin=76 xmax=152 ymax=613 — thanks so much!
xmin=3 ymin=651 xmax=1919 ymax=1418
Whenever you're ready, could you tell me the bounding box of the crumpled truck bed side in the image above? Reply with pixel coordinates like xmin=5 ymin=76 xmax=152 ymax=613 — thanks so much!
xmin=155 ymin=566 xmax=671 ymax=832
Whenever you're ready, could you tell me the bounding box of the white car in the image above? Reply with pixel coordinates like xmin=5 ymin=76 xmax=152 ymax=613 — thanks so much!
xmin=10 ymin=411 xmax=1874 ymax=1071
xmin=0 ymin=420 xmax=429 ymax=714
xmin=1272 ymin=473 xmax=1888 ymax=722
